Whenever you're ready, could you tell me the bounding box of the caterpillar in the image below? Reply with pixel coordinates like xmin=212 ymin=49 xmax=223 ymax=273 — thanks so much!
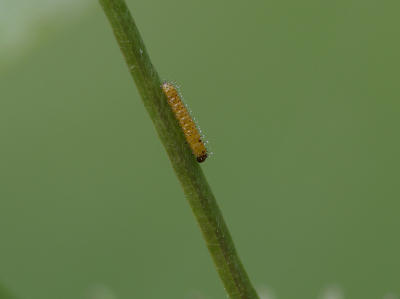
xmin=161 ymin=81 xmax=208 ymax=163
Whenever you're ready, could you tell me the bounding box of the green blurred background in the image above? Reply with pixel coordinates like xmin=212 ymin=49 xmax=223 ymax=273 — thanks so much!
xmin=1 ymin=1 xmax=399 ymax=299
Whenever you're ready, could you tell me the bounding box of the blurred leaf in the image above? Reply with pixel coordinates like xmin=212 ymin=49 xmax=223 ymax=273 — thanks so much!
xmin=0 ymin=0 xmax=93 ymax=70
xmin=318 ymin=284 xmax=344 ymax=299
xmin=86 ymin=284 xmax=117 ymax=299
xmin=0 ymin=283 xmax=18 ymax=299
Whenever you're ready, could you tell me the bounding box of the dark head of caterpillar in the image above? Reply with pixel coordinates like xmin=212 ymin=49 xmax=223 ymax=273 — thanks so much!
xmin=196 ymin=154 xmax=208 ymax=163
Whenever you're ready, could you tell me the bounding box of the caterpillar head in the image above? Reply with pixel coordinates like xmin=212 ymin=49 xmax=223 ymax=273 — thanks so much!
xmin=196 ymin=154 xmax=208 ymax=163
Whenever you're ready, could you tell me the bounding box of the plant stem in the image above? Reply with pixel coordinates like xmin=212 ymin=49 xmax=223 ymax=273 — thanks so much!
xmin=99 ymin=1 xmax=259 ymax=298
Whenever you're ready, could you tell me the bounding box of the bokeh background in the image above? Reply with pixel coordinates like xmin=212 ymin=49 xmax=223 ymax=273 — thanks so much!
xmin=1 ymin=1 xmax=399 ymax=299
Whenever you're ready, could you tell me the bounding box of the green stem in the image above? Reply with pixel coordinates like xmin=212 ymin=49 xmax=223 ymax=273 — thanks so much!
xmin=99 ymin=1 xmax=259 ymax=298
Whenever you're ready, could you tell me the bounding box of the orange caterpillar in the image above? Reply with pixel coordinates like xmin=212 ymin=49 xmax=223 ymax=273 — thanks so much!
xmin=161 ymin=82 xmax=208 ymax=163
